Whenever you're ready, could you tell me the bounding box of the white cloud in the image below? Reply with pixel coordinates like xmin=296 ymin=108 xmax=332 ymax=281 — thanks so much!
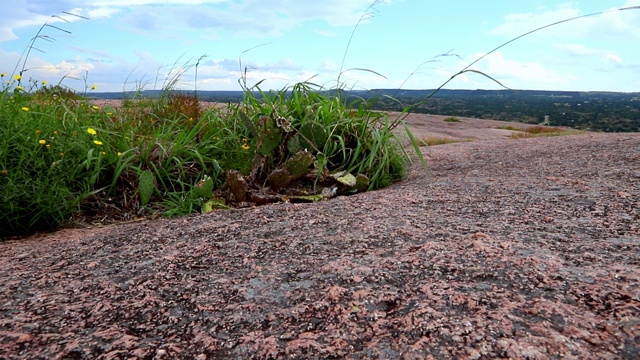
xmin=0 ymin=49 xmax=95 ymax=82
xmin=261 ymin=58 xmax=302 ymax=72
xmin=294 ymin=70 xmax=320 ymax=83
xmin=122 ymin=0 xmax=377 ymax=38
xmin=0 ymin=29 xmax=17 ymax=42
xmin=86 ymin=7 xmax=121 ymax=18
xmin=1 ymin=46 xmax=162 ymax=91
xmin=0 ymin=0 xmax=380 ymax=44
xmin=552 ymin=43 xmax=633 ymax=71
xmin=605 ymin=53 xmax=623 ymax=64
xmin=0 ymin=7 xmax=87 ymax=43
xmin=489 ymin=3 xmax=640 ymax=41
xmin=337 ymin=68 xmax=389 ymax=89
xmin=489 ymin=4 xmax=582 ymax=39
xmin=238 ymin=68 xmax=293 ymax=88
xmin=314 ymin=29 xmax=337 ymax=37
xmin=89 ymin=0 xmax=226 ymax=5
xmin=0 ymin=0 xmax=389 ymax=91
xmin=42 ymin=60 xmax=96 ymax=79
xmin=67 ymin=45 xmax=122 ymax=62
xmin=455 ymin=52 xmax=574 ymax=90
xmin=553 ymin=43 xmax=605 ymax=57
xmin=319 ymin=60 xmax=338 ymax=72
xmin=197 ymin=76 xmax=235 ymax=89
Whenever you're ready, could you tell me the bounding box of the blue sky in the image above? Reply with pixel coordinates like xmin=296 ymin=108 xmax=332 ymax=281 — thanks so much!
xmin=1 ymin=0 xmax=639 ymax=93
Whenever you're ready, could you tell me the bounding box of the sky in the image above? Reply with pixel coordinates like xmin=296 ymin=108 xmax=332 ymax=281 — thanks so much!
xmin=1 ymin=0 xmax=639 ymax=93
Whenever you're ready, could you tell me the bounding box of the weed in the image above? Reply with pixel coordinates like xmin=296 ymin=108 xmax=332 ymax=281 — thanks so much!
xmin=0 ymin=79 xmax=112 ymax=235
xmin=1 ymin=54 xmax=409 ymax=237
xmin=444 ymin=117 xmax=461 ymax=123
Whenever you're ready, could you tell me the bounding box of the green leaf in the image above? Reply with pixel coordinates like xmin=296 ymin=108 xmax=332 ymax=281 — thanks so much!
xmin=194 ymin=175 xmax=214 ymax=198
xmin=202 ymin=198 xmax=229 ymax=213
xmin=238 ymin=111 xmax=257 ymax=136
xmin=139 ymin=170 xmax=155 ymax=206
xmin=403 ymin=123 xmax=430 ymax=178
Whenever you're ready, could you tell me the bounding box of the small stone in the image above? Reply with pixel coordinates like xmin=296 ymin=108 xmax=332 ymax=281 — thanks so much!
xmin=226 ymin=170 xmax=248 ymax=202
xmin=618 ymin=191 xmax=631 ymax=198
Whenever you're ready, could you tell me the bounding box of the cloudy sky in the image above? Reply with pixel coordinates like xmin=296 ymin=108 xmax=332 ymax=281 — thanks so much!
xmin=1 ymin=0 xmax=639 ymax=93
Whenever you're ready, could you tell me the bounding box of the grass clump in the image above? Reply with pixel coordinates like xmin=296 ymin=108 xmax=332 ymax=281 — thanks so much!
xmin=0 ymin=76 xmax=410 ymax=238
xmin=496 ymin=125 xmax=522 ymax=131
xmin=443 ymin=117 xmax=461 ymax=123
xmin=506 ymin=125 xmax=584 ymax=139
xmin=0 ymin=4 xmax=413 ymax=238
xmin=417 ymin=137 xmax=467 ymax=147
xmin=1 ymin=74 xmax=111 ymax=235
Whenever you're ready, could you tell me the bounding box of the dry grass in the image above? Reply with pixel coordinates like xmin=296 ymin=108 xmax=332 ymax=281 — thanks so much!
xmin=497 ymin=125 xmax=523 ymax=131
xmin=508 ymin=126 xmax=584 ymax=139
xmin=418 ymin=137 xmax=468 ymax=146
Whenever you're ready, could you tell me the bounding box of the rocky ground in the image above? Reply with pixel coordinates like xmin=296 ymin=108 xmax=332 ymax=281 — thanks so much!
xmin=0 ymin=114 xmax=638 ymax=359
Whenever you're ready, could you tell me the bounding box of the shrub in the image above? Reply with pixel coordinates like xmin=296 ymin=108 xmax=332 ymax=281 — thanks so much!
xmin=0 ymin=74 xmax=411 ymax=237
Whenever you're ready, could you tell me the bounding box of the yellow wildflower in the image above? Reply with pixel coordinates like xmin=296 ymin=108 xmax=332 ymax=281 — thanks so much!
xmin=242 ymin=143 xmax=250 ymax=150
xmin=16 ymin=86 xmax=23 ymax=91
xmin=46 ymin=144 xmax=51 ymax=149
xmin=13 ymin=74 xmax=21 ymax=81
xmin=102 ymin=151 xmax=106 ymax=155
xmin=39 ymin=139 xmax=46 ymax=145
xmin=117 ymin=152 xmax=122 ymax=157
xmin=91 ymin=105 xmax=99 ymax=110
xmin=42 ymin=80 xmax=48 ymax=85
xmin=0 ymin=73 xmax=6 ymax=77
xmin=93 ymin=140 xmax=103 ymax=146
xmin=21 ymin=107 xmax=29 ymax=112
xmin=87 ymin=128 xmax=97 ymax=135
xmin=91 ymin=85 xmax=97 ymax=90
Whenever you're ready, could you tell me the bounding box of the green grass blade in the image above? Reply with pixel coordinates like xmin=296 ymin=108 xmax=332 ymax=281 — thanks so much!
xmin=403 ymin=122 xmax=430 ymax=178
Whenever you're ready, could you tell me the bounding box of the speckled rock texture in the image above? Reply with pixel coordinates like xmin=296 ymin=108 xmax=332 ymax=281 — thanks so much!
xmin=1 ymin=132 xmax=638 ymax=359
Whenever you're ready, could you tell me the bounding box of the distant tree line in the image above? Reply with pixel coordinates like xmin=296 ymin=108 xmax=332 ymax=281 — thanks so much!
xmin=91 ymin=89 xmax=640 ymax=132
xmin=356 ymin=89 xmax=640 ymax=132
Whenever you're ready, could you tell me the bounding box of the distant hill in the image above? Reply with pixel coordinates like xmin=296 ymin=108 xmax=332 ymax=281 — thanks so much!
xmin=361 ymin=89 xmax=640 ymax=132
xmin=90 ymin=89 xmax=640 ymax=132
